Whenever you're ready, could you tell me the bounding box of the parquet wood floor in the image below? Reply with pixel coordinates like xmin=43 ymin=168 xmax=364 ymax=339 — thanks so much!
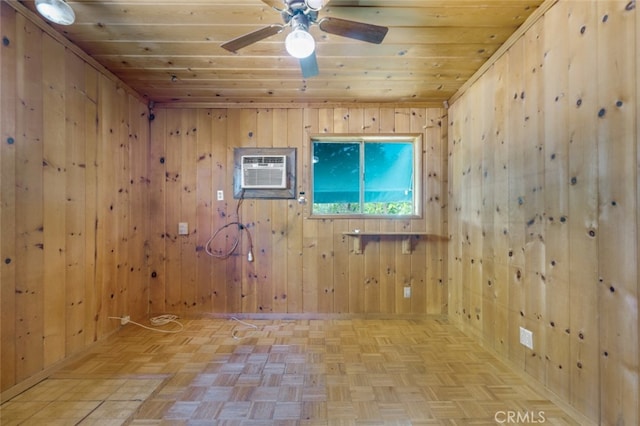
xmin=1 ymin=318 xmax=587 ymax=425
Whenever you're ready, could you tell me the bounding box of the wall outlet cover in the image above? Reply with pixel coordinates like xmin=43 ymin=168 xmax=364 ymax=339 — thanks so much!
xmin=519 ymin=326 xmax=534 ymax=350
xmin=178 ymin=222 xmax=189 ymax=235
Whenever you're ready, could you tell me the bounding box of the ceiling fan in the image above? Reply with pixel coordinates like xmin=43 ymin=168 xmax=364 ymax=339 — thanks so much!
xmin=220 ymin=0 xmax=389 ymax=78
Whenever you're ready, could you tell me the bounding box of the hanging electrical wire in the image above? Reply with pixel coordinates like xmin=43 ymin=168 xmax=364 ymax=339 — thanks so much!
xmin=205 ymin=190 xmax=254 ymax=262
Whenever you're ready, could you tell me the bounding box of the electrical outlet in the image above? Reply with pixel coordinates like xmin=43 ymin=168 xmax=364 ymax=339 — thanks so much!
xmin=178 ymin=222 xmax=188 ymax=235
xmin=403 ymin=287 xmax=411 ymax=298
xmin=121 ymin=315 xmax=130 ymax=325
xmin=519 ymin=326 xmax=533 ymax=349
xmin=217 ymin=190 xmax=224 ymax=201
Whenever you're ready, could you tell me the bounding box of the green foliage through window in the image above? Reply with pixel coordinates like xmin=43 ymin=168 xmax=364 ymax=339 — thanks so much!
xmin=311 ymin=136 xmax=420 ymax=217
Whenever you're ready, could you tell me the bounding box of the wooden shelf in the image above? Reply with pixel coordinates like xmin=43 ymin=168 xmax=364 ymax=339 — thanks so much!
xmin=342 ymin=232 xmax=448 ymax=254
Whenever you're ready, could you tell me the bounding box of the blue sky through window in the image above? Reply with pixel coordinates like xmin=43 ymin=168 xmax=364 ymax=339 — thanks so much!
xmin=312 ymin=140 xmax=415 ymax=215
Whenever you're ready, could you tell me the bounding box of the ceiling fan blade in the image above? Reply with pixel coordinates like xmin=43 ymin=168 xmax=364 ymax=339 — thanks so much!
xmin=300 ymin=52 xmax=319 ymax=78
xmin=221 ymin=24 xmax=284 ymax=53
xmin=318 ymin=17 xmax=388 ymax=44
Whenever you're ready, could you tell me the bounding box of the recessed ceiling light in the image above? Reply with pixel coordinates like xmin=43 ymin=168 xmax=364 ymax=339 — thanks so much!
xmin=35 ymin=0 xmax=75 ymax=26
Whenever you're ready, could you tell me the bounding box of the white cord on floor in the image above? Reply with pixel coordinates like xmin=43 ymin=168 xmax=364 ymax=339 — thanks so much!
xmin=230 ymin=316 xmax=258 ymax=339
xmin=108 ymin=315 xmax=184 ymax=334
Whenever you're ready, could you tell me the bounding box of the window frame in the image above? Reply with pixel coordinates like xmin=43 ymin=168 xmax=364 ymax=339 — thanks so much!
xmin=309 ymin=133 xmax=423 ymax=219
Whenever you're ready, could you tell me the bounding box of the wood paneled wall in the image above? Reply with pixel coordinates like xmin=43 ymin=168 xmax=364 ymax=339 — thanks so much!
xmin=147 ymin=106 xmax=448 ymax=316
xmin=0 ymin=3 xmax=150 ymax=396
xmin=447 ymin=0 xmax=639 ymax=424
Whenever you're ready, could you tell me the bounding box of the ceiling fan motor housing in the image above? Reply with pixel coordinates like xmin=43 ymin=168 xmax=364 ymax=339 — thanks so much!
xmin=281 ymin=0 xmax=319 ymax=26
xmin=286 ymin=0 xmax=307 ymax=10
xmin=289 ymin=13 xmax=311 ymax=31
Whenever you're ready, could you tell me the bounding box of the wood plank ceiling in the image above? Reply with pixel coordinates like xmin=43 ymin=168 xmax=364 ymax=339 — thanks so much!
xmin=20 ymin=0 xmax=546 ymax=106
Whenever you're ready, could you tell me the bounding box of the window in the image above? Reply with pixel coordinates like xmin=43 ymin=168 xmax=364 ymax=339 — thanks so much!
xmin=310 ymin=135 xmax=422 ymax=217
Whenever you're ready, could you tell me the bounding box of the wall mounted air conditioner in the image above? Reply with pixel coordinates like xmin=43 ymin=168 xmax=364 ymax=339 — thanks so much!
xmin=240 ymin=155 xmax=287 ymax=189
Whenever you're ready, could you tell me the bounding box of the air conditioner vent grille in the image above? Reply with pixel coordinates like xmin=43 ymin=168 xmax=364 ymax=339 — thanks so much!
xmin=241 ymin=155 xmax=287 ymax=189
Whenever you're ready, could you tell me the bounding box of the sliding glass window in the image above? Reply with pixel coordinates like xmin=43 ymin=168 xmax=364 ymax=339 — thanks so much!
xmin=310 ymin=135 xmax=422 ymax=218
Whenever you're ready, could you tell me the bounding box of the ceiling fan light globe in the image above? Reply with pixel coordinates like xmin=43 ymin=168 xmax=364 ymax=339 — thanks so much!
xmin=285 ymin=29 xmax=315 ymax=58
xmin=305 ymin=0 xmax=327 ymax=11
xmin=35 ymin=0 xmax=75 ymax=25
